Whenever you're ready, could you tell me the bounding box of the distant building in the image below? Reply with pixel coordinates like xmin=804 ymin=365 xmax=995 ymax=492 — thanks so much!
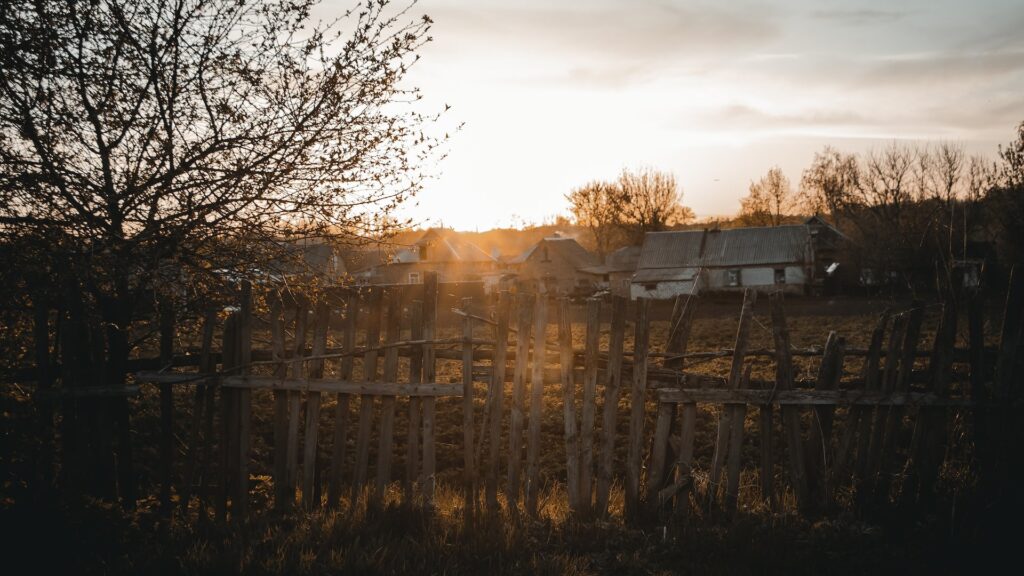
xmin=353 ymin=228 xmax=498 ymax=285
xmin=631 ymin=222 xmax=845 ymax=299
xmin=579 ymin=245 xmax=641 ymax=298
xmin=511 ymin=235 xmax=602 ymax=294
xmin=265 ymin=239 xmax=348 ymax=284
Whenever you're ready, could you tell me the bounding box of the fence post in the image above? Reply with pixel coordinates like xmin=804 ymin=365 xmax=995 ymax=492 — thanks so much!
xmin=876 ymin=306 xmax=923 ymax=506
xmin=270 ymin=292 xmax=290 ymax=511
xmin=863 ymin=312 xmax=908 ymax=508
xmin=217 ymin=312 xmax=238 ymax=523
xmin=596 ymin=295 xmax=626 ymax=517
xmin=180 ymin=306 xmax=216 ymax=517
xmin=486 ymin=291 xmax=510 ymax=514
xmin=525 ymin=287 xmax=548 ymax=516
xmin=558 ymin=297 xmax=582 ymax=516
xmin=234 ymin=280 xmax=253 ymax=522
xmin=806 ymin=331 xmax=844 ymax=510
xmin=579 ymin=297 xmax=601 ymax=516
xmin=285 ymin=299 xmax=308 ymax=503
xmin=328 ymin=291 xmax=357 ymax=508
xmin=374 ymin=289 xmax=402 ymax=505
xmin=406 ymin=295 xmax=423 ymax=504
xmin=461 ymin=297 xmax=477 ymax=522
xmin=663 ymin=294 xmax=697 ymax=514
xmin=508 ymin=292 xmax=534 ymax=507
xmin=709 ymin=288 xmax=756 ymax=513
xmin=770 ymin=291 xmax=809 ymax=512
xmin=353 ymin=287 xmax=382 ymax=505
xmin=158 ymin=296 xmax=175 ymax=518
xmin=725 ymin=365 xmax=752 ymax=514
xmin=421 ymin=274 xmax=438 ymax=509
xmin=626 ymin=297 xmax=650 ymax=520
xmin=302 ymin=298 xmax=329 ymax=509
xmin=836 ymin=311 xmax=889 ymax=499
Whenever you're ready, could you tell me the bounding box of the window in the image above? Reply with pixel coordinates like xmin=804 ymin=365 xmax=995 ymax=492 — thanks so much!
xmin=541 ymin=246 xmax=550 ymax=262
xmin=774 ymin=268 xmax=786 ymax=284
xmin=408 ymin=272 xmax=421 ymax=284
xmin=418 ymin=245 xmax=428 ymax=260
xmin=727 ymin=269 xmax=741 ymax=287
xmin=643 ymin=283 xmax=658 ymax=291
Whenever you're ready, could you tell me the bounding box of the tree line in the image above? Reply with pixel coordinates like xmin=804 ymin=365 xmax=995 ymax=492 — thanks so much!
xmin=565 ymin=122 xmax=1024 ymax=289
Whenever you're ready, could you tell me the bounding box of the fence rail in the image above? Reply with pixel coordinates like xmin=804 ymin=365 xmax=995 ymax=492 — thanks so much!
xmin=15 ymin=268 xmax=1024 ymax=526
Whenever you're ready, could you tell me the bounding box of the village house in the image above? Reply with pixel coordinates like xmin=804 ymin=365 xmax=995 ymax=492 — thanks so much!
xmin=631 ymin=221 xmax=846 ymax=299
xmin=352 ymin=228 xmax=499 ymax=285
xmin=510 ymin=234 xmax=603 ymax=294
xmin=579 ymin=245 xmax=641 ymax=298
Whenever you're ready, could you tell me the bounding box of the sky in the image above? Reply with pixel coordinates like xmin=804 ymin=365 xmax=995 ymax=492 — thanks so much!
xmin=323 ymin=0 xmax=1024 ymax=230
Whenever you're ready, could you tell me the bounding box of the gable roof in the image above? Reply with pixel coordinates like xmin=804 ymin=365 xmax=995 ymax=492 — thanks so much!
xmin=513 ymin=236 xmax=601 ymax=269
xmin=393 ymin=229 xmax=496 ymax=264
xmin=638 ymin=225 xmax=811 ymax=270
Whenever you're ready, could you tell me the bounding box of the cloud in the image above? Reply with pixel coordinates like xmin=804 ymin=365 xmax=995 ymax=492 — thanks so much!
xmin=424 ymin=1 xmax=781 ymax=82
xmin=699 ymin=104 xmax=869 ymax=130
xmin=809 ymin=8 xmax=909 ymax=26
xmin=860 ymin=48 xmax=1024 ymax=87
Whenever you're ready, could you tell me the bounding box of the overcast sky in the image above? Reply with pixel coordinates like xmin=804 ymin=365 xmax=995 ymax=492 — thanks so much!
xmin=326 ymin=0 xmax=1024 ymax=230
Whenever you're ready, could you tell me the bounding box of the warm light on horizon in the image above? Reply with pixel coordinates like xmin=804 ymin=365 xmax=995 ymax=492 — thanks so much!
xmin=315 ymin=0 xmax=1024 ymax=231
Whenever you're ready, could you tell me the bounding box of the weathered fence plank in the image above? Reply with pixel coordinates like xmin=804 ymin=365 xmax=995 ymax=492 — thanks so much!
xmin=508 ymin=292 xmax=534 ymax=505
xmin=626 ymin=297 xmax=650 ymax=519
xmin=709 ymin=288 xmax=756 ymax=511
xmin=285 ymin=300 xmax=308 ymax=503
xmin=596 ymin=295 xmax=627 ymax=517
xmin=806 ymin=331 xmax=845 ymax=508
xmin=374 ymin=290 xmax=403 ymax=504
xmin=353 ymin=288 xmax=382 ymax=505
xmin=270 ymin=294 xmax=290 ymax=511
xmin=180 ymin=306 xmax=216 ymax=517
xmin=406 ymin=296 xmax=423 ymax=503
xmin=579 ymin=297 xmax=600 ymax=516
xmin=525 ymin=289 xmax=548 ymax=516
xmin=235 ymin=281 xmax=253 ymax=522
xmin=558 ymin=297 xmax=582 ymax=515
xmin=302 ymin=299 xmax=329 ymax=509
xmin=461 ymin=297 xmax=477 ymax=520
xmin=328 ymin=292 xmax=357 ymax=508
xmin=421 ymin=273 xmax=439 ymax=508
xmin=486 ymin=291 xmax=510 ymax=514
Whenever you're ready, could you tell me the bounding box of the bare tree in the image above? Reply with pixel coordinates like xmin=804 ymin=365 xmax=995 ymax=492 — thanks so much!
xmin=798 ymin=146 xmax=860 ymax=220
xmin=0 ymin=0 xmax=443 ymax=501
xmin=616 ymin=167 xmax=693 ymax=245
xmin=739 ymin=166 xmax=792 ymax=226
xmin=565 ymin=180 xmax=625 ymax=258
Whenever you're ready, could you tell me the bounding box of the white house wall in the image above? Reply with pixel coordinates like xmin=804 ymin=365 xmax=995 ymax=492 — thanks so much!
xmin=704 ymin=266 xmax=806 ymax=294
xmin=630 ymin=280 xmax=700 ymax=300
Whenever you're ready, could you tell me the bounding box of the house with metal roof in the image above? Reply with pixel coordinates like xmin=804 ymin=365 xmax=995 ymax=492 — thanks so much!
xmin=510 ymin=234 xmax=603 ymax=294
xmin=631 ymin=224 xmax=836 ymax=299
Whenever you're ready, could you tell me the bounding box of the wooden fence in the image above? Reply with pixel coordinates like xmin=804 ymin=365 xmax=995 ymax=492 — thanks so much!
xmin=32 ymin=269 xmax=1024 ymax=523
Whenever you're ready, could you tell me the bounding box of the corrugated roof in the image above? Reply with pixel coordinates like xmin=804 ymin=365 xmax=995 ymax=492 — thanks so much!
xmin=638 ymin=225 xmax=811 ymax=269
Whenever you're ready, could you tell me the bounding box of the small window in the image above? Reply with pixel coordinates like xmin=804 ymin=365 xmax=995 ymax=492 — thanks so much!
xmin=727 ymin=269 xmax=741 ymax=287
xmin=643 ymin=283 xmax=658 ymax=291
xmin=408 ymin=272 xmax=421 ymax=284
xmin=542 ymin=246 xmax=550 ymax=262
xmin=418 ymin=245 xmax=428 ymax=260
xmin=774 ymin=268 xmax=786 ymax=284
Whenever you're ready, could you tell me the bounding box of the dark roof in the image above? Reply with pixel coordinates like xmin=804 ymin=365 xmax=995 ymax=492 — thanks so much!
xmin=638 ymin=226 xmax=811 ymax=269
xmin=513 ymin=237 xmax=600 ymax=269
